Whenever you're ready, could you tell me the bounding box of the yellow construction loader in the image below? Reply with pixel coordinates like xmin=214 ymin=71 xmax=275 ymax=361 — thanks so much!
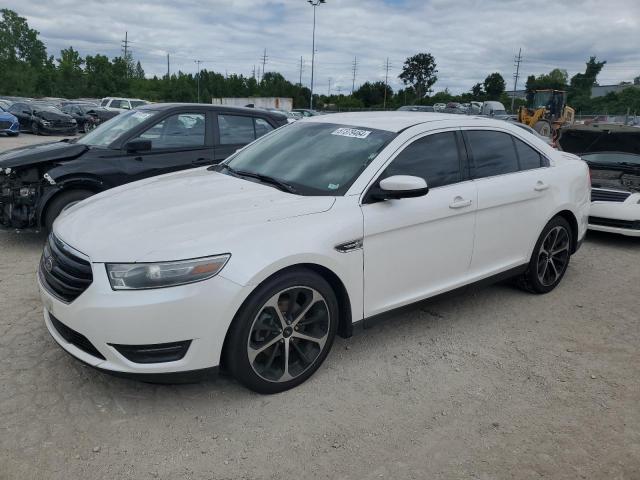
xmin=517 ymin=89 xmax=575 ymax=138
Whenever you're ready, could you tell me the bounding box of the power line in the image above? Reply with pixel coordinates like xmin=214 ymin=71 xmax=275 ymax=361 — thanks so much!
xmin=351 ymin=56 xmax=358 ymax=94
xmin=511 ymin=48 xmax=523 ymax=112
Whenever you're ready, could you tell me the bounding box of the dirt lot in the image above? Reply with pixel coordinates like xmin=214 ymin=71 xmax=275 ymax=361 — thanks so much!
xmin=1 ymin=135 xmax=639 ymax=480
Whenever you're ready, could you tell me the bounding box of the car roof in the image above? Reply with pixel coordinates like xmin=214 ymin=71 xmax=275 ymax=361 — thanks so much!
xmin=302 ymin=111 xmax=510 ymax=133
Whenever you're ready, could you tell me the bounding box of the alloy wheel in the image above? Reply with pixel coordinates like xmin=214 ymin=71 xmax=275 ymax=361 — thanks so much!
xmin=247 ymin=287 xmax=330 ymax=383
xmin=536 ymin=225 xmax=570 ymax=286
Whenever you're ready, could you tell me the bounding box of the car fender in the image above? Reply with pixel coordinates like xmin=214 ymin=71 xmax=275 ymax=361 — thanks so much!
xmin=37 ymin=176 xmax=105 ymax=226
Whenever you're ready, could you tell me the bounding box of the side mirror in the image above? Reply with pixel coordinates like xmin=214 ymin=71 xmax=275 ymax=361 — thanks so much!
xmin=124 ymin=139 xmax=152 ymax=153
xmin=372 ymin=175 xmax=429 ymax=201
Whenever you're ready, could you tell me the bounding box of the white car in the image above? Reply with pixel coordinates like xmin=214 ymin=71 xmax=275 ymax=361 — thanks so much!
xmin=39 ymin=113 xmax=590 ymax=393
xmin=558 ymin=124 xmax=640 ymax=237
xmin=100 ymin=97 xmax=148 ymax=112
xmin=433 ymin=103 xmax=446 ymax=112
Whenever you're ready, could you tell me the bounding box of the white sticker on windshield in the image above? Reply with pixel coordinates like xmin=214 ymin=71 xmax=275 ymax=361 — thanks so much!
xmin=331 ymin=127 xmax=371 ymax=139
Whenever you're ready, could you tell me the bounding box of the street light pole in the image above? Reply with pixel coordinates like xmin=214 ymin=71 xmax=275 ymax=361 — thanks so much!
xmin=308 ymin=0 xmax=325 ymax=110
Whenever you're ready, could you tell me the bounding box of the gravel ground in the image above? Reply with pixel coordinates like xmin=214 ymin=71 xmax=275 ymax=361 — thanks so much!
xmin=1 ymin=135 xmax=639 ymax=479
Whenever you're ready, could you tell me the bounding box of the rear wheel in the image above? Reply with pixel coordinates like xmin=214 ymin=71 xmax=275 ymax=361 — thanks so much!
xmin=518 ymin=216 xmax=572 ymax=294
xmin=43 ymin=189 xmax=94 ymax=232
xmin=225 ymin=269 xmax=338 ymax=394
xmin=31 ymin=121 xmax=40 ymax=135
xmin=533 ymin=120 xmax=552 ymax=137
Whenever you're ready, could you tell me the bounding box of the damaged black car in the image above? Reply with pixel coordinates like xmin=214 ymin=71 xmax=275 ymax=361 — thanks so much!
xmin=7 ymin=101 xmax=78 ymax=136
xmin=0 ymin=103 xmax=288 ymax=231
xmin=558 ymin=123 xmax=640 ymax=236
xmin=60 ymin=103 xmax=120 ymax=133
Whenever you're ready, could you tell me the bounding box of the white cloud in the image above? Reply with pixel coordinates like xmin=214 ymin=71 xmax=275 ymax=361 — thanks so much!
xmin=4 ymin=0 xmax=640 ymax=94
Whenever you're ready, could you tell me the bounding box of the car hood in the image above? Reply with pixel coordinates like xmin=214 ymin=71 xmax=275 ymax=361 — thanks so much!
xmin=557 ymin=124 xmax=640 ymax=155
xmin=0 ymin=111 xmax=17 ymax=122
xmin=0 ymin=141 xmax=88 ymax=169
xmin=34 ymin=110 xmax=73 ymax=122
xmin=54 ymin=168 xmax=336 ymax=262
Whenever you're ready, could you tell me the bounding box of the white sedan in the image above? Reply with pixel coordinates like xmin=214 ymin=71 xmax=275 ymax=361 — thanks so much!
xmin=39 ymin=112 xmax=590 ymax=393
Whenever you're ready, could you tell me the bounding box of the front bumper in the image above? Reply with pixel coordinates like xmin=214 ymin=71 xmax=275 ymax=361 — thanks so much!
xmin=0 ymin=121 xmax=19 ymax=134
xmin=39 ymin=262 xmax=251 ymax=377
xmin=588 ymin=195 xmax=640 ymax=237
xmin=40 ymin=125 xmax=77 ymax=135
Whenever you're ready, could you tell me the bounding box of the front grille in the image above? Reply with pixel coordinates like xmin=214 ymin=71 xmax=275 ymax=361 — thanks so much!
xmin=49 ymin=313 xmax=105 ymax=360
xmin=591 ymin=189 xmax=631 ymax=203
xmin=0 ymin=120 xmax=12 ymax=129
xmin=589 ymin=216 xmax=640 ymax=230
xmin=39 ymin=234 xmax=92 ymax=302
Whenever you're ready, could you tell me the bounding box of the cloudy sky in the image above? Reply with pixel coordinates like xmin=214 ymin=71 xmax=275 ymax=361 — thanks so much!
xmin=5 ymin=0 xmax=640 ymax=95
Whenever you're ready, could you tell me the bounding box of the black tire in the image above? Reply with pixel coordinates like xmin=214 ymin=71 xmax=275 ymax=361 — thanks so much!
xmin=225 ymin=268 xmax=338 ymax=394
xmin=31 ymin=121 xmax=40 ymax=135
xmin=518 ymin=216 xmax=573 ymax=294
xmin=7 ymin=131 xmax=19 ymax=137
xmin=43 ymin=189 xmax=94 ymax=232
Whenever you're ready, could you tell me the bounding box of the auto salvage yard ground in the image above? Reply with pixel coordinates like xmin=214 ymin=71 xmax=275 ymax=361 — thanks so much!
xmin=1 ymin=135 xmax=639 ymax=480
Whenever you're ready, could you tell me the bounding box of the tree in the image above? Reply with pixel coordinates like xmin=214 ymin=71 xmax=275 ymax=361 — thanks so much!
xmin=353 ymin=81 xmax=392 ymax=107
xmin=134 ymin=61 xmax=145 ymax=80
xmin=56 ymin=47 xmax=85 ymax=98
xmin=483 ymin=72 xmax=505 ymax=100
xmin=471 ymin=82 xmax=484 ymax=99
xmin=399 ymin=53 xmax=438 ymax=100
xmin=568 ymin=56 xmax=606 ymax=106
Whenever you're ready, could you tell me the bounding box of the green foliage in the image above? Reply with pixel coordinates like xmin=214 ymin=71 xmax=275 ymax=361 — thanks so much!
xmin=399 ymin=53 xmax=438 ymax=99
xmin=483 ymin=73 xmax=506 ymax=100
xmin=353 ymin=81 xmax=393 ymax=107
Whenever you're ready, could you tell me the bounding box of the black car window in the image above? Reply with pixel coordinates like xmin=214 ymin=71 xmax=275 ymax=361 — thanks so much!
xmin=101 ymin=99 xmax=109 ymax=106
xmin=255 ymin=118 xmax=274 ymax=138
xmin=466 ymin=130 xmax=518 ymax=178
xmin=219 ymin=114 xmax=256 ymax=144
xmin=383 ymin=132 xmax=461 ymax=188
xmin=137 ymin=113 xmax=206 ymax=149
xmin=110 ymin=100 xmax=123 ymax=109
xmin=513 ymin=137 xmax=543 ymax=170
xmin=9 ymin=103 xmax=27 ymax=114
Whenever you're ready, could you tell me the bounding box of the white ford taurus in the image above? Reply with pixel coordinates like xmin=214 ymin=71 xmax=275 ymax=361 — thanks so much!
xmin=39 ymin=112 xmax=590 ymax=393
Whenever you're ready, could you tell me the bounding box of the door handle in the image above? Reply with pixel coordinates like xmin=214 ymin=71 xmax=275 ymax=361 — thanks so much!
xmin=534 ymin=181 xmax=549 ymax=191
xmin=449 ymin=197 xmax=472 ymax=209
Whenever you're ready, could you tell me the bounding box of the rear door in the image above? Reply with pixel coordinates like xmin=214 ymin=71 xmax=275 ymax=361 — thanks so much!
xmin=214 ymin=113 xmax=275 ymax=161
xmin=8 ymin=103 xmax=31 ymax=130
xmin=119 ymin=111 xmax=215 ymax=181
xmin=462 ymin=129 xmax=555 ymax=277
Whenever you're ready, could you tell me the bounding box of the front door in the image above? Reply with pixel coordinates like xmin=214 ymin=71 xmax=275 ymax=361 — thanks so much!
xmin=362 ymin=131 xmax=477 ymax=317
xmin=121 ymin=112 xmax=215 ymax=182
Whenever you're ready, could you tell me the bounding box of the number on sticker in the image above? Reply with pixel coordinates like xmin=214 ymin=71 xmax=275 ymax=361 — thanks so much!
xmin=331 ymin=128 xmax=371 ymax=139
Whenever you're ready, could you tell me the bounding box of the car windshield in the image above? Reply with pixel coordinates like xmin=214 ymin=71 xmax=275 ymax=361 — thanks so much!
xmin=77 ymin=109 xmax=155 ymax=147
xmin=581 ymin=152 xmax=640 ymax=166
xmin=34 ymin=105 xmax=63 ymax=113
xmin=222 ymin=122 xmax=396 ymax=195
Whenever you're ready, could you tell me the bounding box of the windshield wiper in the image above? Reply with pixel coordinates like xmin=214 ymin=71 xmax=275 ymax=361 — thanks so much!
xmin=212 ymin=164 xmax=298 ymax=194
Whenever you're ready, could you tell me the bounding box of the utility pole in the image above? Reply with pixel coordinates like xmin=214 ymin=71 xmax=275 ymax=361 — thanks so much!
xmin=299 ymin=56 xmax=304 ymax=86
xmin=511 ymin=48 xmax=523 ymax=113
xmin=260 ymin=49 xmax=268 ymax=82
xmin=121 ymin=31 xmax=131 ymax=77
xmin=308 ymin=0 xmax=326 ymax=110
xmin=166 ymin=53 xmax=170 ymax=79
xmin=194 ymin=60 xmax=201 ymax=103
xmin=252 ymin=65 xmax=256 ymax=79
xmin=351 ymin=56 xmax=358 ymax=94
xmin=328 ymin=77 xmax=332 ymax=96
xmin=383 ymin=57 xmax=390 ymax=109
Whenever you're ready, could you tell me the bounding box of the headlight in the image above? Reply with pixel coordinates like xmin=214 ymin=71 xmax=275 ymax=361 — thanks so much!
xmin=106 ymin=254 xmax=230 ymax=290
xmin=70 ymin=119 xmax=76 ymax=124
xmin=42 ymin=120 xmax=51 ymax=126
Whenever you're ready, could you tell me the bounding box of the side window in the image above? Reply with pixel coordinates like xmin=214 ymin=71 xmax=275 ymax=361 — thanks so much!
xmin=218 ymin=114 xmax=255 ymax=145
xmin=383 ymin=132 xmax=461 ymax=188
xmin=465 ymin=131 xmax=518 ymax=178
xmin=254 ymin=118 xmax=273 ymax=138
xmin=137 ymin=113 xmax=206 ymax=149
xmin=513 ymin=137 xmax=543 ymax=170
xmin=8 ymin=103 xmax=22 ymax=114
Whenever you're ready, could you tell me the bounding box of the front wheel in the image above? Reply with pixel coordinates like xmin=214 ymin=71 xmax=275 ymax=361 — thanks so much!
xmin=43 ymin=189 xmax=94 ymax=232
xmin=31 ymin=121 xmax=40 ymax=135
xmin=225 ymin=269 xmax=338 ymax=394
xmin=518 ymin=216 xmax=573 ymax=294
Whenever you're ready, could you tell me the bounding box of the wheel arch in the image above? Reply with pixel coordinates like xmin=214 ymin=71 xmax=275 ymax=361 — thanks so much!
xmin=554 ymin=209 xmax=579 ymax=254
xmin=38 ymin=178 xmax=104 ymax=227
xmin=219 ymin=261 xmax=354 ymax=371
